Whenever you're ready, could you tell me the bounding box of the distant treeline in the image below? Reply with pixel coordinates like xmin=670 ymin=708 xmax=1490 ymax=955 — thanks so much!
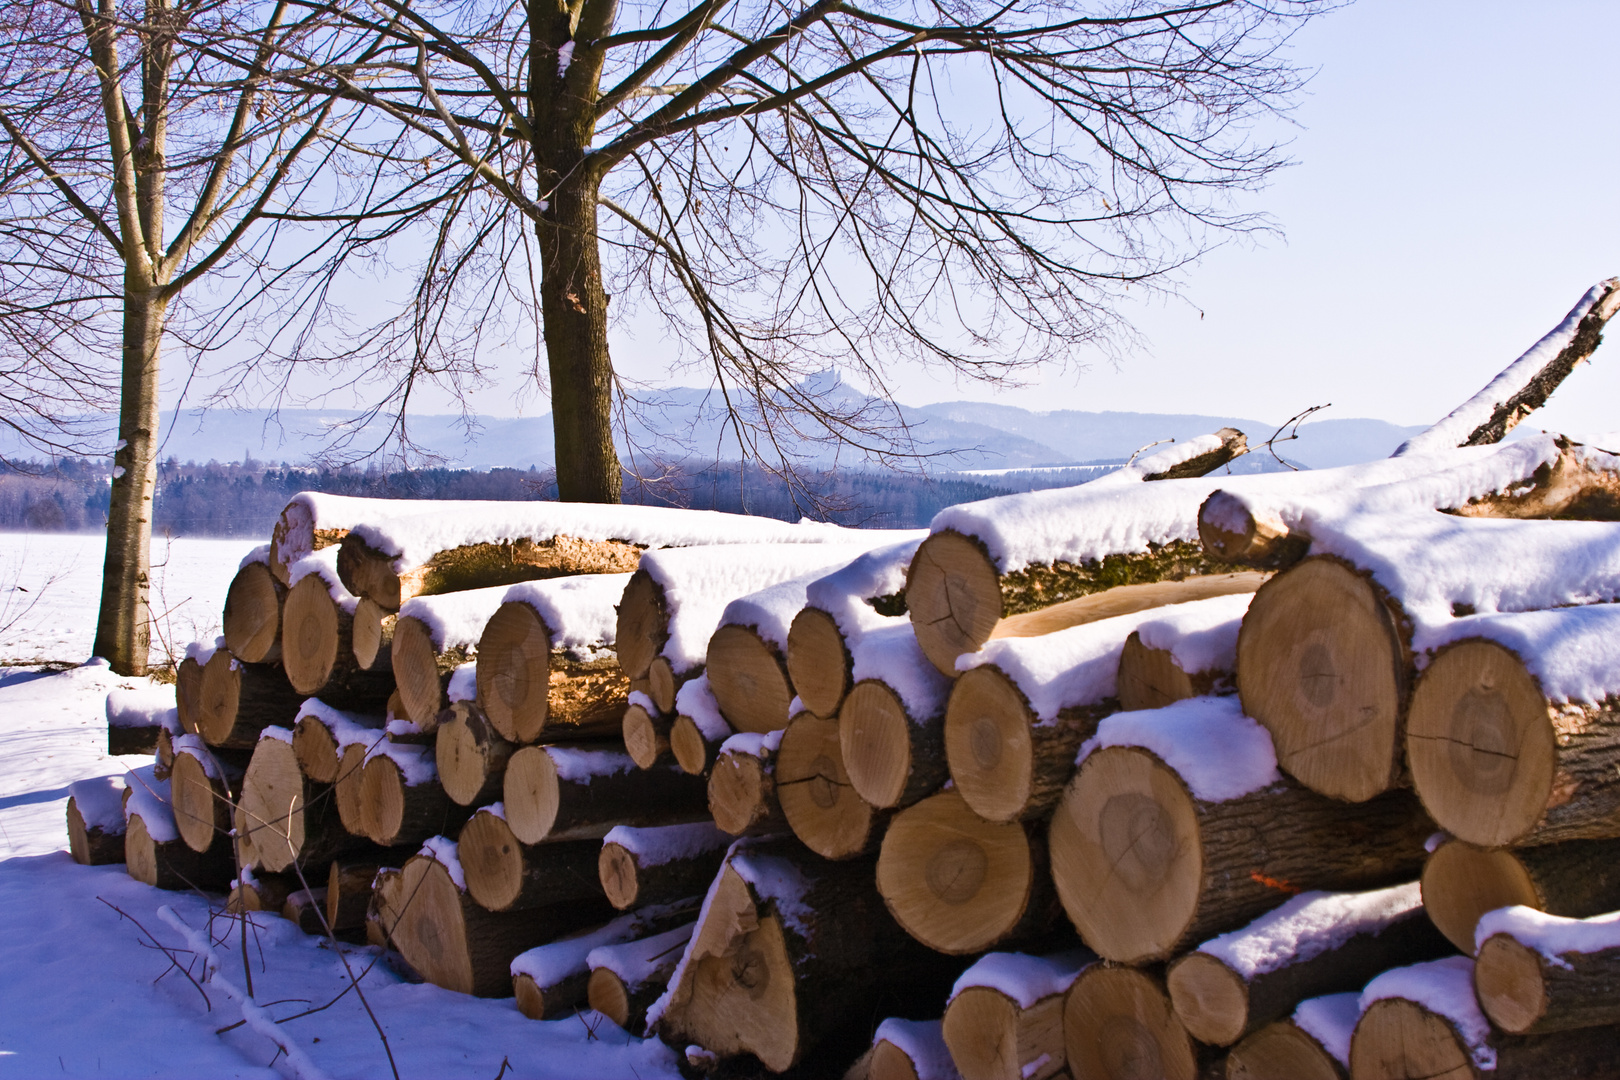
xmin=0 ymin=456 xmax=1016 ymax=535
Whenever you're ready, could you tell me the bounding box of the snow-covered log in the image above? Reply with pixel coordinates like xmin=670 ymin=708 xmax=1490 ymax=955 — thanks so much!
xmin=1063 ymin=964 xmax=1213 ymax=1080
xmin=457 ymin=805 xmax=605 ymax=911
xmin=1406 ymin=608 xmax=1620 ymax=847
xmin=433 ymin=700 xmax=514 ymax=806
xmin=357 ymin=741 xmax=467 ymax=848
xmin=235 ymin=730 xmax=357 ymax=873
xmin=222 ymin=549 xmax=286 ymax=664
xmin=268 ymin=492 xmax=415 ymax=585
xmin=67 ymin=775 xmax=126 ymax=865
xmin=1224 ymin=992 xmax=1356 ymax=1080
xmin=106 ymin=687 xmax=180 ymax=757
xmin=501 ymin=744 xmax=709 ymax=845
xmin=1419 ymin=835 xmax=1620 ymax=954
xmin=124 ymin=767 xmax=232 ymax=890
xmin=174 ymin=650 xmax=206 ymax=748
xmin=384 ymin=839 xmax=614 ymax=997
xmin=945 ymin=597 xmax=1248 ymax=824
xmin=509 ymin=902 xmax=699 ymax=1021
xmin=876 ymin=788 xmax=1058 ymax=955
xmin=1165 ymin=882 xmax=1449 ymax=1048
xmin=168 ymin=736 xmax=239 ymax=853
xmin=282 ymin=887 xmax=330 ymax=936
xmin=1349 ymin=956 xmax=1620 ymax=1080
xmin=1047 ymin=697 xmax=1433 ymax=964
xmin=586 ymin=921 xmax=695 ymax=1032
xmin=652 ymin=837 xmax=962 ymax=1074
xmin=709 ymin=729 xmax=786 ymax=836
xmin=838 ymin=622 xmax=953 ymax=811
xmin=777 ymin=710 xmax=887 ymax=860
xmin=669 ymin=674 xmax=730 ymax=776
xmin=279 ymin=551 xmax=395 ymax=709
xmin=390 ymin=585 xmax=508 ymax=728
xmin=290 ymin=699 xmax=384 ymax=785
xmin=1115 ymin=592 xmax=1251 ymax=711
xmin=622 ymin=693 xmax=672 ymax=768
xmin=1396 ymin=278 xmax=1620 ymax=456
xmin=193 ymin=648 xmax=304 ymax=749
xmin=598 ymin=822 xmax=731 ymax=911
xmin=845 ymin=1018 xmax=960 ymax=1080
xmin=1239 ymin=511 xmax=1620 ymax=803
xmin=227 ymin=868 xmax=297 ymax=916
xmin=941 ymin=950 xmax=1093 ymax=1080
xmin=1475 ymin=906 xmax=1620 ymax=1036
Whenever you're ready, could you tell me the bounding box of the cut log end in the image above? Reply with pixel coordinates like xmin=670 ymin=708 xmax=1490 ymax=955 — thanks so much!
xmin=458 ymin=810 xmax=526 ymax=912
xmin=1118 ymin=632 xmax=1199 ymax=712
xmin=587 ymin=967 xmax=633 ymax=1029
xmin=1166 ymin=952 xmax=1250 ymax=1047
xmin=514 ymin=973 xmax=548 ymax=1020
xmin=942 ymin=984 xmax=1066 ymax=1080
xmin=292 ymin=715 xmax=342 ymax=785
xmin=777 ymin=712 xmax=880 ymax=860
xmin=281 ymin=574 xmax=343 ymax=696
xmin=237 ymin=738 xmax=308 ymax=874
xmin=599 ymin=842 xmax=640 ymax=910
xmin=706 ymin=624 xmax=793 ymax=735
xmin=944 ymin=665 xmax=1036 ymax=824
xmin=1420 ymin=840 xmax=1541 ymax=954
xmin=392 ymin=616 xmax=450 ymax=730
xmin=839 ymin=680 xmax=915 ymax=810
xmin=476 ymin=601 xmax=552 ymax=741
xmin=223 ymin=560 xmax=284 ymax=664
xmin=1065 ymin=966 xmax=1200 ymax=1080
xmin=67 ymin=798 xmax=124 ymax=866
xmin=906 ymin=529 xmax=1003 ymax=677
xmin=615 ymin=570 xmax=667 ymax=682
xmin=502 ymin=746 xmax=562 ymax=845
xmin=435 ymin=702 xmax=512 ymax=807
xmin=1474 ymin=933 xmax=1547 ymax=1036
xmin=1347 ymin=998 xmax=1471 ymax=1080
xmin=169 ymin=751 xmax=227 ymax=855
xmin=647 ymin=656 xmax=680 ymax=714
xmin=390 ymin=855 xmax=477 ymax=995
xmin=787 ymin=607 xmax=851 ymax=720
xmin=709 ymin=750 xmax=773 ymax=836
xmin=623 ymin=702 xmax=671 ymax=769
xmin=671 ymin=715 xmax=721 ymax=776
xmin=1226 ymin=1021 xmax=1347 ymax=1080
xmin=351 ymin=597 xmax=392 ymax=671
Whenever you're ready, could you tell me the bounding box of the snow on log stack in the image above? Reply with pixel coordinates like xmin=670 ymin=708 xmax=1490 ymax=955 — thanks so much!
xmin=68 ymin=281 xmax=1620 ymax=1077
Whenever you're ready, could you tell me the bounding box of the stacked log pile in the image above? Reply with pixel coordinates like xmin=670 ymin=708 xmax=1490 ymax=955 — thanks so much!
xmin=68 ymin=279 xmax=1620 ymax=1077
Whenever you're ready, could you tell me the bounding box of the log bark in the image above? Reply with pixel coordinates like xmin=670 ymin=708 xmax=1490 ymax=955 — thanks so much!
xmin=707 ymin=623 xmax=795 ymax=736
xmin=350 ymin=597 xmax=395 ymax=672
xmin=228 ymin=871 xmax=298 ymax=916
xmin=598 ymin=823 xmax=732 ymax=911
xmin=66 ymin=796 xmax=125 ymax=866
xmin=1476 ymin=926 xmax=1620 ymax=1036
xmin=778 ymin=711 xmax=888 ymax=860
xmin=1225 ymin=1014 xmax=1349 ymax=1080
xmin=282 ymin=887 xmax=330 ymax=935
xmin=1420 ymin=836 xmax=1620 ymax=954
xmin=268 ymin=494 xmax=367 ymax=586
xmin=709 ymin=733 xmax=787 ymax=836
xmin=280 ymin=572 xmax=395 ymax=709
xmin=841 ymin=679 xmax=946 ymax=812
xmin=655 ymin=837 xmax=965 ymax=1073
xmin=1349 ymin=991 xmax=1620 ymax=1080
xmin=510 ymin=902 xmax=702 ymax=1021
xmin=1065 ymin=965 xmax=1214 ymax=1080
xmin=357 ymin=748 xmax=468 ymax=848
xmin=1167 ymin=886 xmax=1450 ymax=1047
xmin=458 ymin=807 xmax=604 ymax=912
xmin=326 ymin=859 xmax=404 ymax=935
xmin=1048 ymin=745 xmax=1434 ymax=965
xmin=196 ymin=649 xmax=305 ymax=749
xmin=235 ymin=735 xmax=359 ymax=873
xmin=1408 ymin=637 xmax=1620 ymax=848
xmin=386 ymin=846 xmax=614 ymax=997
xmin=336 ymin=530 xmax=641 ymax=613
xmin=223 ymin=559 xmax=286 ymax=665
xmin=876 ymin=789 xmax=1059 ymax=955
xmin=586 ymin=922 xmax=694 ymax=1032
xmin=434 ymin=700 xmax=515 ymax=806
xmin=501 ymin=744 xmax=710 ymax=844
xmin=107 ymin=695 xmax=178 ymax=757
xmin=124 ymin=812 xmax=233 ymax=891
xmin=1118 ymin=629 xmax=1234 ymax=713
xmin=787 ymin=606 xmax=853 ymax=720
xmin=623 ymin=698 xmax=673 ymax=769
xmin=476 ymin=598 xmax=628 ymax=743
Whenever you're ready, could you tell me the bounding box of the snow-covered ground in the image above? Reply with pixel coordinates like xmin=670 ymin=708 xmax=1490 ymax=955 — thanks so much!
xmin=0 ymin=531 xmax=681 ymax=1078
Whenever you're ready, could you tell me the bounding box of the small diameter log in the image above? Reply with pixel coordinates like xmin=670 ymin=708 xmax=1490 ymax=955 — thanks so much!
xmin=235 ymin=733 xmax=355 ymax=873
xmin=501 ymin=744 xmax=710 ymax=845
xmin=587 ymin=921 xmax=695 ymax=1032
xmin=598 ymin=822 xmax=732 ymax=910
xmin=787 ymin=606 xmax=854 ymax=720
xmin=223 ymin=557 xmax=286 ymax=664
xmin=1166 ymin=882 xmax=1451 ymax=1048
xmin=175 ymin=653 xmax=205 ymax=739
xmin=391 ymin=591 xmax=493 ymax=729
xmin=292 ymin=702 xmax=384 ymax=785
xmin=333 ymin=742 xmax=370 ymax=836
xmin=280 ymin=567 xmax=394 ymax=709
xmin=106 ymin=688 xmax=180 ymax=757
xmin=1420 ymin=835 xmax=1620 ymax=954
xmin=647 ymin=655 xmax=693 ymax=715
xmin=1225 ymin=992 xmax=1358 ymax=1080
xmin=268 ymin=492 xmax=372 ymax=586
xmin=510 ymin=901 xmax=701 ymax=1021
xmin=706 ymin=623 xmax=795 ymax=736
xmin=66 ymin=776 xmax=126 ymax=866
xmin=842 ymin=678 xmax=947 ymax=812
xmin=458 ymin=806 xmax=604 ymax=912
xmin=155 ymin=728 xmax=175 ymax=780
xmin=228 ymin=869 xmax=298 ymax=916
xmin=388 ymin=841 xmax=614 ymax=997
xmin=654 ymin=837 xmax=964 ymax=1074
xmin=326 ymin=855 xmax=411 ymax=936
xmin=476 ymin=597 xmax=628 ymax=743
xmin=709 ymin=730 xmax=787 ymax=836
xmin=778 ymin=711 xmax=887 ymax=860
xmin=125 ymin=811 xmax=233 ymax=891
xmin=670 ymin=674 xmax=732 ymax=776
xmin=168 ymin=739 xmax=237 ymax=854
xmin=283 ymin=887 xmax=331 ymax=936
xmin=1475 ymin=907 xmax=1620 ymax=1036
xmin=942 ymin=950 xmax=1093 ymax=1080
xmin=846 ymin=1018 xmax=957 ymax=1080
xmin=615 ymin=568 xmax=669 ymax=682
xmin=357 ymin=743 xmax=466 ymax=848
xmin=1115 ymin=591 xmax=1250 ymax=712
xmin=335 ymin=529 xmax=642 ymax=613
xmin=1407 ymin=635 xmax=1620 ymax=848
xmin=1064 ymin=964 xmax=1212 ymax=1080
xmin=876 ymin=788 xmax=1057 ymax=955
xmin=623 ymin=693 xmax=672 ymax=769
xmin=196 ymin=649 xmax=305 ymax=749
xmin=350 ymin=597 xmax=395 ymax=672
xmin=1350 ymin=956 xmax=1620 ymax=1080
xmin=1048 ymin=701 xmax=1434 ymax=965
xmin=434 ymin=700 xmax=514 ymax=806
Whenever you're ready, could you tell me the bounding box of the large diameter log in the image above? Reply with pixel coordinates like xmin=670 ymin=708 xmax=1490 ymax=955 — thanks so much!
xmin=235 ymin=734 xmax=357 ymax=873
xmin=196 ymin=649 xmax=304 ymax=749
xmin=778 ymin=711 xmax=887 ymax=860
xmin=1224 ymin=993 xmax=1357 ymax=1080
xmin=223 ymin=557 xmax=286 ymax=664
xmin=106 ymin=688 xmax=180 ymax=757
xmin=841 ymin=679 xmax=947 ymax=811
xmin=434 ymin=700 xmax=514 ymax=806
xmin=1048 ymin=733 xmax=1433 ymax=964
xmin=125 ymin=812 xmax=233 ymax=891
xmin=388 ymin=843 xmax=614 ymax=997
xmin=357 ymin=745 xmax=466 ymax=848
xmin=876 ymin=789 xmax=1058 ymax=955
xmin=707 ymin=624 xmax=795 ymax=736
xmin=476 ymin=597 xmax=628 ymax=743
xmin=1063 ymin=965 xmax=1211 ymax=1080
xmin=268 ymin=492 xmax=381 ymax=586
xmin=168 ymin=741 xmax=236 ymax=854
xmin=67 ymin=776 xmax=127 ymax=866
xmin=598 ymin=822 xmax=732 ymax=911
xmin=709 ymin=730 xmax=787 ymax=836
xmin=1419 ymin=835 xmax=1620 ymax=954
xmin=291 ymin=702 xmax=384 ymax=785
xmin=587 ymin=922 xmax=695 ymax=1032
xmin=1475 ymin=907 xmax=1620 ymax=1036
xmin=458 ymin=807 xmax=604 ymax=912
xmin=942 ymin=950 xmax=1093 ymax=1080
xmin=510 ymin=901 xmax=702 ymax=1021
xmin=1407 ymin=634 xmax=1620 ymax=848
xmin=1166 ymin=882 xmax=1450 ymax=1048
xmin=654 ymin=837 xmax=964 ymax=1074
xmin=280 ymin=568 xmax=394 ymax=708
xmin=502 ymin=744 xmax=710 ymax=845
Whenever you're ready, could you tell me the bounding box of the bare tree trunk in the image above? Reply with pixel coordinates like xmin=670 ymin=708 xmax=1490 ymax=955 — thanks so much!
xmin=94 ymin=285 xmax=167 ymax=674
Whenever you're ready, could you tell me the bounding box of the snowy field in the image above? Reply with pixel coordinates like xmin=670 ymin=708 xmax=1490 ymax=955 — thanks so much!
xmin=0 ymin=531 xmax=681 ymax=1078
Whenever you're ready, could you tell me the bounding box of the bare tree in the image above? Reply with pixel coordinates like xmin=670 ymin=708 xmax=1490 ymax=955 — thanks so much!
xmin=258 ymin=0 xmax=1331 ymax=504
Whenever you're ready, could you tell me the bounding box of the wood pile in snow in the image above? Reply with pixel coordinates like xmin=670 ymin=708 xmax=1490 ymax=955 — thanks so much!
xmin=69 ymin=278 xmax=1620 ymax=1077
